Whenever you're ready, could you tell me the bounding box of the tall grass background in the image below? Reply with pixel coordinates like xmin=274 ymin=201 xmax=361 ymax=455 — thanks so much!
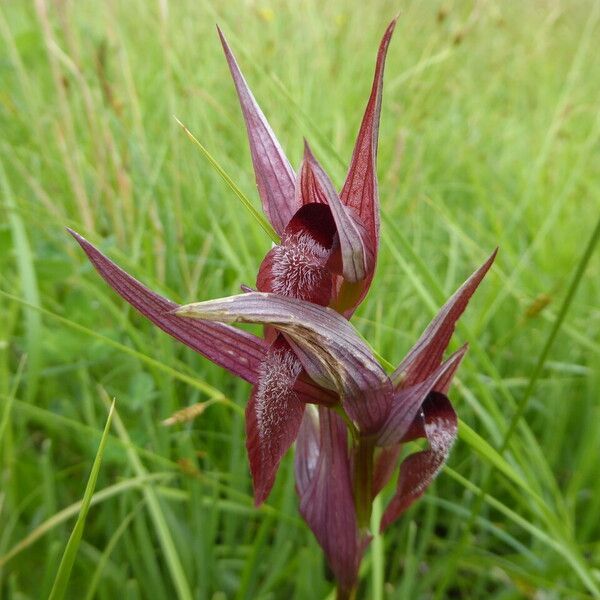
xmin=1 ymin=0 xmax=600 ymax=598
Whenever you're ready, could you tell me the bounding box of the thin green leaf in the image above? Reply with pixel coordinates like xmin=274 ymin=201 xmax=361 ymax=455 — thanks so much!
xmin=0 ymin=473 xmax=173 ymax=568
xmin=48 ymin=400 xmax=115 ymax=600
xmin=100 ymin=390 xmax=193 ymax=600
xmin=174 ymin=116 xmax=280 ymax=244
xmin=0 ymin=158 xmax=42 ymax=401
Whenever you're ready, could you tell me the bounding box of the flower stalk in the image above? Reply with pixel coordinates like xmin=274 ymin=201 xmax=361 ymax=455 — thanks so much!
xmin=353 ymin=435 xmax=376 ymax=531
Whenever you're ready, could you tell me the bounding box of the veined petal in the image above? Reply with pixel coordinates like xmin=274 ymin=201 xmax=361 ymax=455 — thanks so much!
xmin=299 ymin=142 xmax=372 ymax=283
xmin=340 ymin=18 xmax=397 ymax=247
xmin=175 ymin=292 xmax=391 ymax=431
xmin=247 ymin=337 xmax=305 ymax=505
xmin=295 ymin=406 xmax=361 ymax=591
xmin=68 ymin=229 xmax=266 ymax=383
xmin=380 ymin=392 xmax=457 ymax=531
xmin=295 ymin=407 xmax=320 ymax=495
xmin=378 ymin=346 xmax=467 ymax=447
xmin=217 ymin=27 xmax=298 ymax=234
xmin=391 ymin=250 xmax=497 ymax=388
xmin=372 ymin=445 xmax=402 ymax=497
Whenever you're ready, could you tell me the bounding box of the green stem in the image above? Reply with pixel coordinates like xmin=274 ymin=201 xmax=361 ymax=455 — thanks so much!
xmin=333 ymin=404 xmax=359 ymax=443
xmin=353 ymin=435 xmax=376 ymax=530
xmin=499 ymin=210 xmax=600 ymax=452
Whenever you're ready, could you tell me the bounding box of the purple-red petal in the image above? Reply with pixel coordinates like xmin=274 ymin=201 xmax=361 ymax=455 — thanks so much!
xmin=391 ymin=250 xmax=497 ymax=388
xmin=176 ymin=291 xmax=391 ymax=431
xmin=217 ymin=27 xmax=298 ymax=234
xmin=295 ymin=406 xmax=361 ymax=591
xmin=68 ymin=229 xmax=266 ymax=384
xmin=340 ymin=18 xmax=397 ymax=248
xmin=380 ymin=392 xmax=457 ymax=531
xmin=299 ymin=142 xmax=372 ymax=283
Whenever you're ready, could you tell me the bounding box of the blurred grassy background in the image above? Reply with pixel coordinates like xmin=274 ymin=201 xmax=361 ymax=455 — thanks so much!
xmin=1 ymin=0 xmax=600 ymax=598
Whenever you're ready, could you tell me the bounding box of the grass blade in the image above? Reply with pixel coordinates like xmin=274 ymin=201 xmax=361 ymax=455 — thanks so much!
xmin=0 ymin=159 xmax=42 ymax=402
xmin=47 ymin=400 xmax=115 ymax=600
xmin=500 ymin=212 xmax=600 ymax=451
xmin=99 ymin=389 xmax=193 ymax=600
xmin=174 ymin=116 xmax=280 ymax=244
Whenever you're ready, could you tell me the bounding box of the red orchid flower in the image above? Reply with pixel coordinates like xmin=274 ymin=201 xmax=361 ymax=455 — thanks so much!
xmin=173 ymin=249 xmax=496 ymax=590
xmin=208 ymin=19 xmax=396 ymax=504
xmin=69 ymin=224 xmax=494 ymax=591
xmin=218 ymin=20 xmax=395 ymax=316
xmin=68 ymin=18 xmax=498 ymax=597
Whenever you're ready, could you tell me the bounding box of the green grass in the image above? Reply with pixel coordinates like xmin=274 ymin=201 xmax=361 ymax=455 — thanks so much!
xmin=1 ymin=0 xmax=600 ymax=598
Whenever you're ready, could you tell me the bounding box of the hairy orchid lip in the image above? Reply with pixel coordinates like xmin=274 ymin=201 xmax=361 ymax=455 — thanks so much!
xmin=256 ymin=234 xmax=334 ymax=306
xmin=256 ymin=203 xmax=338 ymax=306
xmin=246 ymin=335 xmax=306 ymax=505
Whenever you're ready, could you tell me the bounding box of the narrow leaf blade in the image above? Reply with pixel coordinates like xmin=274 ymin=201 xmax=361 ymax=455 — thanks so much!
xmin=48 ymin=401 xmax=115 ymax=600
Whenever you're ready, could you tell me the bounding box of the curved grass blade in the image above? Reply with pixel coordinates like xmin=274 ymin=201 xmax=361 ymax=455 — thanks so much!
xmin=174 ymin=116 xmax=280 ymax=243
xmin=48 ymin=400 xmax=115 ymax=600
xmin=84 ymin=502 xmax=144 ymax=600
xmin=0 ymin=472 xmax=172 ymax=568
xmin=1 ymin=158 xmax=42 ymax=402
xmin=500 ymin=212 xmax=600 ymax=452
xmin=101 ymin=390 xmax=193 ymax=600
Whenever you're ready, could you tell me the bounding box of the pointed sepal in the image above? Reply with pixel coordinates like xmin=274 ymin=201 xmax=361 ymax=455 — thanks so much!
xmin=299 ymin=141 xmax=372 ymax=283
xmin=217 ymin=26 xmax=298 ymax=234
xmin=340 ymin=18 xmax=397 ymax=247
xmin=68 ymin=229 xmax=267 ymax=384
xmin=295 ymin=407 xmax=361 ymax=592
xmin=378 ymin=345 xmax=467 ymax=446
xmin=391 ymin=250 xmax=497 ymax=388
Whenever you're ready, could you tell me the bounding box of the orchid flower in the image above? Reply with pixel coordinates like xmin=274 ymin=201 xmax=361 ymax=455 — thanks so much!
xmin=69 ymin=226 xmax=495 ymax=592
xmin=173 ymin=250 xmax=495 ymax=589
xmin=69 ymin=18 xmax=497 ymax=598
xmin=218 ymin=20 xmax=396 ymax=316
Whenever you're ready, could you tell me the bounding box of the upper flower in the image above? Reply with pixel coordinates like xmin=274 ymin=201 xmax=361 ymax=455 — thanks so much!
xmin=218 ymin=20 xmax=396 ymax=316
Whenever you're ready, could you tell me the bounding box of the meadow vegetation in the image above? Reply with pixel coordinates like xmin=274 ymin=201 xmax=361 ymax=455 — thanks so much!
xmin=1 ymin=0 xmax=600 ymax=598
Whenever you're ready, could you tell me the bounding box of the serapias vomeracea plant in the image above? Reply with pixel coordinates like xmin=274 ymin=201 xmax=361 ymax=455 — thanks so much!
xmin=69 ymin=18 xmax=497 ymax=599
